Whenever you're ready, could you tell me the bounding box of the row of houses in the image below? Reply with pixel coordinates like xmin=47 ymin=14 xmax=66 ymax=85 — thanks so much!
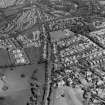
xmin=89 ymin=28 xmax=105 ymax=49
xmin=51 ymin=29 xmax=105 ymax=79
xmin=9 ymin=48 xmax=30 ymax=65
xmin=51 ymin=31 xmax=105 ymax=105
xmin=0 ymin=26 xmax=42 ymax=67
xmin=0 ymin=5 xmax=38 ymax=35
xmin=0 ymin=37 xmax=30 ymax=66
xmin=16 ymin=34 xmax=41 ymax=48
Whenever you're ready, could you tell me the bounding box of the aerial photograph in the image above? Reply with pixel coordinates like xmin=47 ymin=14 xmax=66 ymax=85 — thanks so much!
xmin=0 ymin=0 xmax=105 ymax=105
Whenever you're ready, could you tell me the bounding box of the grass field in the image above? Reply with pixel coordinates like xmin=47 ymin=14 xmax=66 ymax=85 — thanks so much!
xmin=0 ymin=48 xmax=11 ymax=66
xmin=0 ymin=46 xmax=46 ymax=105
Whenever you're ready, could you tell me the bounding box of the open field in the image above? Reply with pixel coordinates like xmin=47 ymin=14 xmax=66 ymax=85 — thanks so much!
xmin=49 ymin=86 xmax=83 ymax=105
xmin=0 ymin=46 xmax=46 ymax=105
xmin=0 ymin=48 xmax=11 ymax=66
